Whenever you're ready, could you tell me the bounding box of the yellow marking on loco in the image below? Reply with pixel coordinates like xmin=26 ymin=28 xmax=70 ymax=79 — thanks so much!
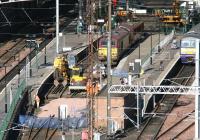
xmin=181 ymin=48 xmax=196 ymax=55
xmin=98 ymin=48 xmax=118 ymax=60
xmin=53 ymin=56 xmax=67 ymax=76
xmin=111 ymin=48 xmax=118 ymax=60
xmin=98 ymin=48 xmax=107 ymax=58
xmin=71 ymin=75 xmax=86 ymax=82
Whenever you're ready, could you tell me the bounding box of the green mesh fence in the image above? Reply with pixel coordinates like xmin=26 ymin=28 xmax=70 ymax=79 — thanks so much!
xmin=0 ymin=80 xmax=26 ymax=140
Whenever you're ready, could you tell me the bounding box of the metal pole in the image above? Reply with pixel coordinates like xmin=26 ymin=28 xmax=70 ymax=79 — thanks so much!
xmin=9 ymin=86 xmax=13 ymax=105
xmin=36 ymin=43 xmax=39 ymax=70
xmin=100 ymin=68 xmax=102 ymax=89
xmin=150 ymin=32 xmax=153 ymax=65
xmin=107 ymin=0 xmax=112 ymax=136
xmin=43 ymin=28 xmax=47 ymax=65
xmin=4 ymin=66 xmax=7 ymax=113
xmin=25 ymin=57 xmax=28 ymax=87
xmin=158 ymin=18 xmax=161 ymax=52
xmin=137 ymin=84 xmax=139 ymax=129
xmin=56 ymin=0 xmax=59 ymax=54
xmin=139 ymin=41 xmax=141 ymax=59
xmin=126 ymin=0 xmax=129 ymax=12
xmin=17 ymin=54 xmax=20 ymax=87
xmin=99 ymin=0 xmax=101 ymax=17
xmin=29 ymin=48 xmax=32 ymax=77
xmin=44 ymin=44 xmax=47 ymax=64
xmin=195 ymin=39 xmax=200 ymax=139
xmin=78 ymin=0 xmax=82 ymax=20
xmin=128 ymin=74 xmax=131 ymax=85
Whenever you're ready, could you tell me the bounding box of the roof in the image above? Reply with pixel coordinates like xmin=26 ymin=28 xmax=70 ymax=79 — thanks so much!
xmin=141 ymin=0 xmax=174 ymax=8
xmin=101 ymin=22 xmax=143 ymax=41
xmin=183 ymin=23 xmax=200 ymax=39
xmin=112 ymin=27 xmax=129 ymax=40
xmin=143 ymin=0 xmax=173 ymax=5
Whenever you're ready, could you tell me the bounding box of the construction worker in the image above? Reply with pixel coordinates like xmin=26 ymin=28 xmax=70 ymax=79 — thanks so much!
xmin=94 ymin=81 xmax=100 ymax=95
xmin=123 ymin=77 xmax=128 ymax=85
xmin=120 ymin=77 xmax=124 ymax=85
xmin=81 ymin=129 xmax=88 ymax=140
xmin=159 ymin=61 xmax=164 ymax=71
xmin=86 ymin=78 xmax=92 ymax=95
xmin=34 ymin=94 xmax=40 ymax=108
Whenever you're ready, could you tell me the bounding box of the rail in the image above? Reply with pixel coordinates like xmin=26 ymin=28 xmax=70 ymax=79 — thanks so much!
xmin=136 ymin=65 xmax=195 ymax=140
xmin=46 ymin=84 xmax=65 ymax=100
xmin=156 ymin=110 xmax=194 ymax=139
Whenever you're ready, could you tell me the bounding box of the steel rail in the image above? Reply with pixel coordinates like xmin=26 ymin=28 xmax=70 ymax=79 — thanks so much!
xmin=136 ymin=65 xmax=195 ymax=140
xmin=172 ymin=122 xmax=194 ymax=139
xmin=156 ymin=110 xmax=195 ymax=139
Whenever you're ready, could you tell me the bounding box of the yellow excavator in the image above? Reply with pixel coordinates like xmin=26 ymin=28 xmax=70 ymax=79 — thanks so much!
xmin=53 ymin=54 xmax=87 ymax=91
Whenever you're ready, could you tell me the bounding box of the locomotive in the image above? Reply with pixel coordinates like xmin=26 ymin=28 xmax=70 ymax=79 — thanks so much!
xmin=180 ymin=23 xmax=200 ymax=64
xmin=98 ymin=21 xmax=144 ymax=65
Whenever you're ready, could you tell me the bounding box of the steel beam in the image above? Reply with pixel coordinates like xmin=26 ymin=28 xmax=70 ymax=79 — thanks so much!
xmin=109 ymin=85 xmax=200 ymax=95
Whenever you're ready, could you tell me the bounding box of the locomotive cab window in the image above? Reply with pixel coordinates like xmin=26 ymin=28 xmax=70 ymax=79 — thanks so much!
xmin=112 ymin=41 xmax=116 ymax=46
xmin=101 ymin=40 xmax=107 ymax=46
xmin=181 ymin=40 xmax=196 ymax=48
xmin=101 ymin=40 xmax=115 ymax=47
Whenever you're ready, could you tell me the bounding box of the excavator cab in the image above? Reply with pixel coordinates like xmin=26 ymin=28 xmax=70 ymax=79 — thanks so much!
xmin=53 ymin=55 xmax=70 ymax=86
xmin=53 ymin=53 xmax=87 ymax=93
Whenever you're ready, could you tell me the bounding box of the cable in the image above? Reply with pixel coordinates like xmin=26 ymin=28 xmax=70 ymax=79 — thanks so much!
xmin=0 ymin=125 xmax=20 ymax=133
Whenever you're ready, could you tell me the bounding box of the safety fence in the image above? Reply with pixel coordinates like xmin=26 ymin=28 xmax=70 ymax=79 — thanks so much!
xmin=0 ymin=38 xmax=54 ymax=140
xmin=0 ymin=80 xmax=26 ymax=139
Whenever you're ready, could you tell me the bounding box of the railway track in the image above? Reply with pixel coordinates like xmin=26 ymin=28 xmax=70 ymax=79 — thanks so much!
xmin=45 ymin=83 xmax=87 ymax=100
xmin=136 ymin=65 xmax=195 ymax=140
xmin=0 ymin=16 xmax=77 ymax=93
xmin=27 ymin=115 xmax=57 ymax=140
xmin=156 ymin=110 xmax=194 ymax=140
xmin=45 ymin=84 xmax=66 ymax=100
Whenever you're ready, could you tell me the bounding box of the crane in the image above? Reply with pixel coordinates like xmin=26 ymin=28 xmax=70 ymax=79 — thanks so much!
xmin=160 ymin=0 xmax=186 ymax=25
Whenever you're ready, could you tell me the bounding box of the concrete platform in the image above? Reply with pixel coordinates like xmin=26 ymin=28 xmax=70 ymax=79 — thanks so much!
xmin=112 ymin=31 xmax=179 ymax=86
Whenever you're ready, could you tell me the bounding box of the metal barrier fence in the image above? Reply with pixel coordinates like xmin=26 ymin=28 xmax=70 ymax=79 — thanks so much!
xmin=0 ymin=80 xmax=26 ymax=139
xmin=0 ymin=38 xmax=55 ymax=140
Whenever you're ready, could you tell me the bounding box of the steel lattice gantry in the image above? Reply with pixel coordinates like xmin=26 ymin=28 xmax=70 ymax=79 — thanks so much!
xmin=108 ymin=84 xmax=200 ymax=134
xmin=109 ymin=85 xmax=200 ymax=95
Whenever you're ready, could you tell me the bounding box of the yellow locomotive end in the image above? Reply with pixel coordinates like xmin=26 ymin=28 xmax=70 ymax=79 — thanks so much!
xmin=53 ymin=56 xmax=68 ymax=77
xmin=98 ymin=48 xmax=118 ymax=64
xmin=53 ymin=55 xmax=69 ymax=86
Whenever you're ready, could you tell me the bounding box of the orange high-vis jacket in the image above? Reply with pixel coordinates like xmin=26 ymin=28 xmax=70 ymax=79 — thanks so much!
xmin=86 ymin=80 xmax=93 ymax=95
xmin=94 ymin=82 xmax=100 ymax=95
